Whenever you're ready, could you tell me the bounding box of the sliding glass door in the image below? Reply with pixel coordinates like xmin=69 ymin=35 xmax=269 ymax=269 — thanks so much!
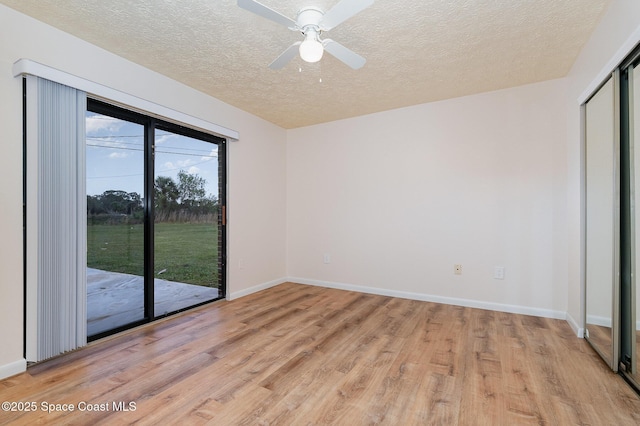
xmin=153 ymin=127 xmax=223 ymax=317
xmin=86 ymin=111 xmax=146 ymax=336
xmin=85 ymin=99 xmax=225 ymax=340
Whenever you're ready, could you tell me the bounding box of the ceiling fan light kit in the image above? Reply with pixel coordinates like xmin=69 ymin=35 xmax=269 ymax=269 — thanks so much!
xmin=299 ymin=28 xmax=323 ymax=63
xmin=237 ymin=0 xmax=374 ymax=70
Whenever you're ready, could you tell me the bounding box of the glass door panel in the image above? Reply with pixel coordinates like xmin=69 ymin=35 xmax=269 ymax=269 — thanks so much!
xmin=86 ymin=111 xmax=146 ymax=337
xmin=584 ymin=75 xmax=620 ymax=370
xmin=153 ymin=129 xmax=221 ymax=317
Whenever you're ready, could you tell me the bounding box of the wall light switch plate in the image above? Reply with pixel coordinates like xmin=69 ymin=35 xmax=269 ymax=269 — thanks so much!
xmin=494 ymin=266 xmax=505 ymax=280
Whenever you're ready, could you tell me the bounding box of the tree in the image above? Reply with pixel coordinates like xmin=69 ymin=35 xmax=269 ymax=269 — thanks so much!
xmin=154 ymin=176 xmax=180 ymax=212
xmin=87 ymin=190 xmax=143 ymax=224
xmin=177 ymin=170 xmax=206 ymax=207
xmin=87 ymin=194 xmax=106 ymax=215
xmin=154 ymin=171 xmax=217 ymax=219
xmin=96 ymin=190 xmax=142 ymax=214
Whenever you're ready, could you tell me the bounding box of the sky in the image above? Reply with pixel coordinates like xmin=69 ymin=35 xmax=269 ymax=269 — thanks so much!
xmin=86 ymin=112 xmax=219 ymax=198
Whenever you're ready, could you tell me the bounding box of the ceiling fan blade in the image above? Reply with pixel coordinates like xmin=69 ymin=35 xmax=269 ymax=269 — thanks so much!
xmin=320 ymin=0 xmax=374 ymax=31
xmin=323 ymin=39 xmax=366 ymax=69
xmin=237 ymin=0 xmax=296 ymax=28
xmin=269 ymin=42 xmax=302 ymax=69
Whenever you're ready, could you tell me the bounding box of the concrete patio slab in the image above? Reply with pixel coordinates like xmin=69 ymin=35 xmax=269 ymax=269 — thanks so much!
xmin=87 ymin=268 xmax=219 ymax=336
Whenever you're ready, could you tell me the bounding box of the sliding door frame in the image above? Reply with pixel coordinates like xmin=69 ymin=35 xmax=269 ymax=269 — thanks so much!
xmin=619 ymin=45 xmax=640 ymax=389
xmin=87 ymin=98 xmax=226 ymax=341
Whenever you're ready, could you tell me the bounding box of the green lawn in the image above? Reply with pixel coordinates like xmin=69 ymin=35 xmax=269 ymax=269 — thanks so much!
xmin=87 ymin=222 xmax=219 ymax=287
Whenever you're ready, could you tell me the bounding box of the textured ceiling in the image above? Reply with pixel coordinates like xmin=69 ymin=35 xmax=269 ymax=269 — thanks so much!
xmin=1 ymin=0 xmax=611 ymax=129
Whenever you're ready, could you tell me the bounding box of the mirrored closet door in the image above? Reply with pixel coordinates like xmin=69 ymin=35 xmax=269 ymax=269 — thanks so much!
xmin=621 ymin=55 xmax=640 ymax=387
xmin=584 ymin=45 xmax=640 ymax=392
xmin=584 ymin=73 xmax=620 ymax=371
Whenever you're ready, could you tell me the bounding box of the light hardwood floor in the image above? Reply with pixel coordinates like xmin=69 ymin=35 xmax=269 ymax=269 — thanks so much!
xmin=1 ymin=282 xmax=640 ymax=425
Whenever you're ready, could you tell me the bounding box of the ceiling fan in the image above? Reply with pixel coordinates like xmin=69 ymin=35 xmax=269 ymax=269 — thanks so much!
xmin=237 ymin=0 xmax=374 ymax=70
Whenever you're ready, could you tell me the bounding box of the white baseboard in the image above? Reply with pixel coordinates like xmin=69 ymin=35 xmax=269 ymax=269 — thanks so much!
xmin=288 ymin=277 xmax=567 ymax=320
xmin=586 ymin=314 xmax=612 ymax=328
xmin=0 ymin=359 xmax=26 ymax=380
xmin=228 ymin=277 xmax=287 ymax=300
xmin=566 ymin=312 xmax=584 ymax=338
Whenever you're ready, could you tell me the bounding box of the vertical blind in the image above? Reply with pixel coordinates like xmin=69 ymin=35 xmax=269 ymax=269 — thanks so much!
xmin=25 ymin=76 xmax=87 ymax=361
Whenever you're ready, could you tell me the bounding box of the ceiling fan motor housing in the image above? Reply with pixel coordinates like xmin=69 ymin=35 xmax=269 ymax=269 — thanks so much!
xmin=237 ymin=0 xmax=371 ymax=70
xmin=296 ymin=7 xmax=324 ymax=35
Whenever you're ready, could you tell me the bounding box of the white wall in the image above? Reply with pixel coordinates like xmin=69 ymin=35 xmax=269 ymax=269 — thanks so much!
xmin=286 ymin=0 xmax=640 ymax=337
xmin=286 ymin=78 xmax=569 ymax=317
xmin=564 ymin=0 xmax=640 ymax=333
xmin=0 ymin=5 xmax=287 ymax=379
xmin=3 ymin=0 xmax=640 ymax=380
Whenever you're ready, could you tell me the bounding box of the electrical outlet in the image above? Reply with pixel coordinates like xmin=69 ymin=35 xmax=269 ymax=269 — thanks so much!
xmin=323 ymin=253 xmax=331 ymax=264
xmin=494 ymin=266 xmax=505 ymax=280
xmin=454 ymin=264 xmax=462 ymax=275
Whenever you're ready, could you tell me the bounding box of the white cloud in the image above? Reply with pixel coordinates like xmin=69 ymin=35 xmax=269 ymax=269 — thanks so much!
xmin=162 ymin=159 xmax=194 ymax=171
xmin=155 ymin=133 xmax=178 ymax=145
xmin=201 ymin=148 xmax=218 ymax=161
xmin=86 ymin=135 xmax=141 ymax=154
xmin=86 ymin=115 xmax=124 ymax=134
xmin=108 ymin=152 xmax=128 ymax=159
xmin=187 ymin=166 xmax=200 ymax=174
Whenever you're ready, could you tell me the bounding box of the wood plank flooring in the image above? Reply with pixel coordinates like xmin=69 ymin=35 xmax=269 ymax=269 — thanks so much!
xmin=1 ymin=282 xmax=640 ymax=425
